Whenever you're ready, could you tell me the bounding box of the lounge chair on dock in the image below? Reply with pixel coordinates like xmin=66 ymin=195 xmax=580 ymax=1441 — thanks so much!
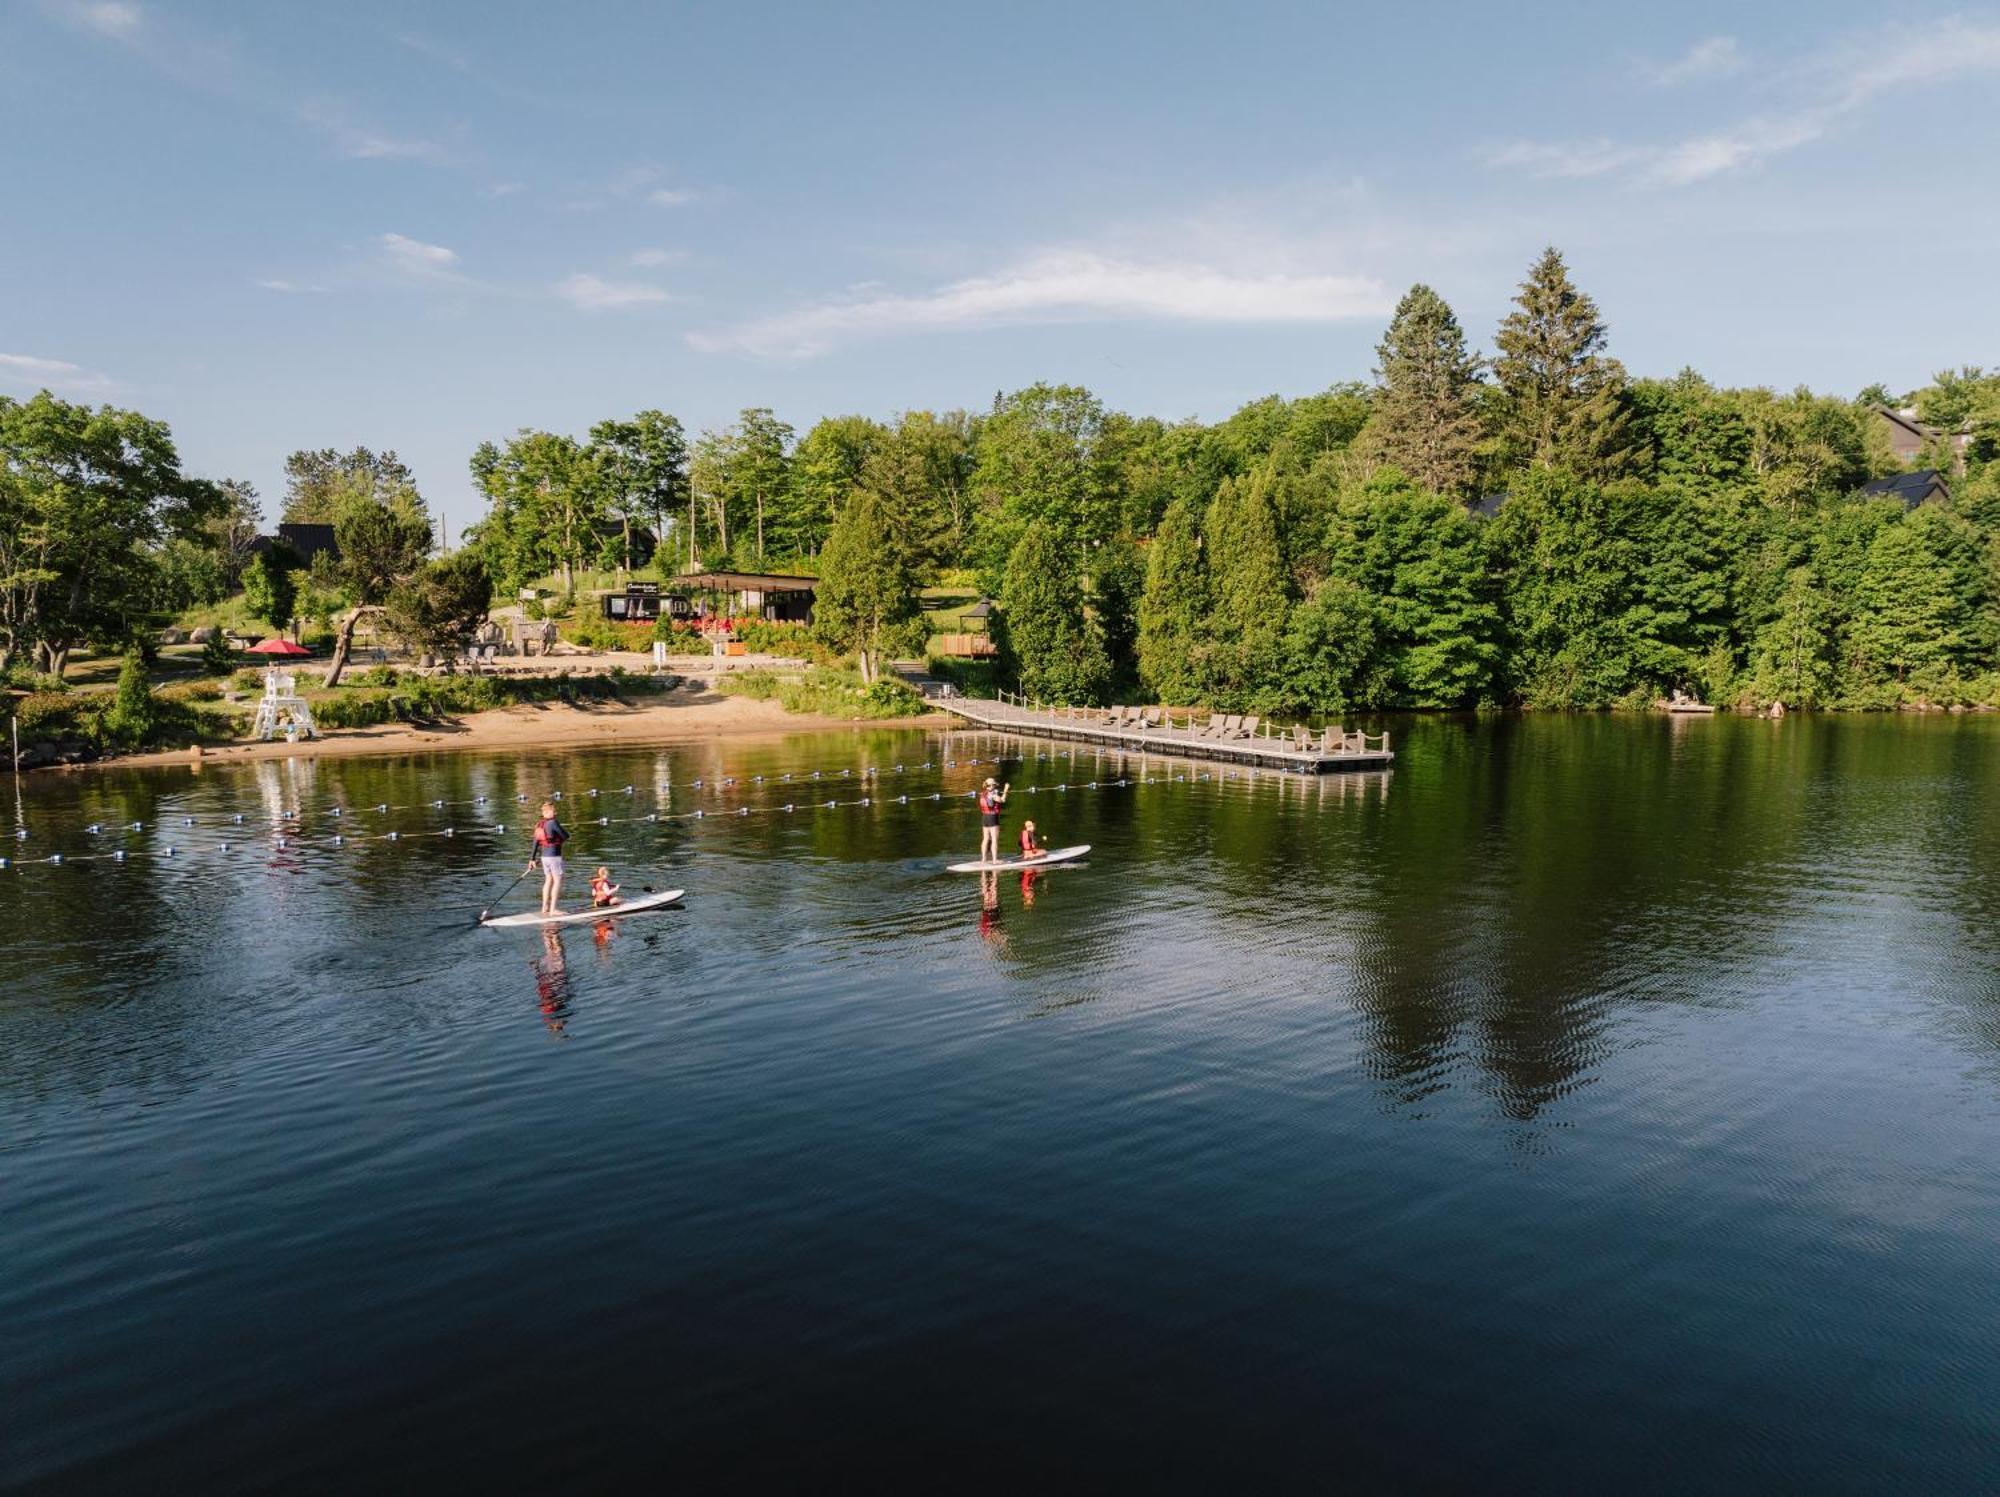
xmin=1235 ymin=715 xmax=1260 ymax=740
xmin=1144 ymin=707 xmax=1164 ymax=729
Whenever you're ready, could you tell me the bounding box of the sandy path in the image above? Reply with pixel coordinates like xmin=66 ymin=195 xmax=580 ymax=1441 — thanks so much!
xmin=95 ymin=691 xmax=949 ymax=772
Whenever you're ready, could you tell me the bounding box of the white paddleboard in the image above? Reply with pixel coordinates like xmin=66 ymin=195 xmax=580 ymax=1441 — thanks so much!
xmin=946 ymin=845 xmax=1090 ymax=874
xmin=482 ymin=888 xmax=686 ymax=928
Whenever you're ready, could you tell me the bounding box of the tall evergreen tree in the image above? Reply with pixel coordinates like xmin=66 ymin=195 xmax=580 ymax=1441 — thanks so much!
xmin=1202 ymin=468 xmax=1291 ymax=710
xmin=1492 ymin=247 xmax=1634 ymax=480
xmin=1367 ymin=284 xmax=1485 ymax=497
xmin=1136 ymin=497 xmax=1208 ymax=704
xmin=996 ymin=523 xmax=1110 ymax=704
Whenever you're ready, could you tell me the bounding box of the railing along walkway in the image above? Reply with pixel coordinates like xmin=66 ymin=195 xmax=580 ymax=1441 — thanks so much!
xmin=935 ymin=692 xmax=1393 ymax=773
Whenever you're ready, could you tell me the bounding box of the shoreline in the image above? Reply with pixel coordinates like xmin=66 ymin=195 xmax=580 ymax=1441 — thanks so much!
xmin=66 ymin=691 xmax=952 ymax=773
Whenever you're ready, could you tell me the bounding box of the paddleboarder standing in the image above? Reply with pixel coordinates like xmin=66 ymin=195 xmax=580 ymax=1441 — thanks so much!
xmin=527 ymin=800 xmax=569 ymax=914
xmin=977 ymin=776 xmax=1009 ymax=864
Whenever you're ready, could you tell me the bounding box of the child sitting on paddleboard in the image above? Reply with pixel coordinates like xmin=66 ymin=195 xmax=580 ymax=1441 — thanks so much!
xmin=590 ymin=866 xmax=621 ymax=908
xmin=1018 ymin=820 xmax=1045 ymax=859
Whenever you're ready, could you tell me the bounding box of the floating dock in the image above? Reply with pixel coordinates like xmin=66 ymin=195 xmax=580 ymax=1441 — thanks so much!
xmin=935 ymin=694 xmax=1393 ymax=773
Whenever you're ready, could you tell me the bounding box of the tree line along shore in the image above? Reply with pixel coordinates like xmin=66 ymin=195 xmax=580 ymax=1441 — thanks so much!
xmin=6 ymin=244 xmax=2000 ymax=765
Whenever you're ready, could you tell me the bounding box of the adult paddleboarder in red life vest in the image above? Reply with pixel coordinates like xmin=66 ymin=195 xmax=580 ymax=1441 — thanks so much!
xmin=526 ymin=800 xmax=569 ymax=914
xmin=977 ymin=776 xmax=1010 ymax=864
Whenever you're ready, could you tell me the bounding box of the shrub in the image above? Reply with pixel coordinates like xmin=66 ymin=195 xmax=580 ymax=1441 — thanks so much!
xmin=199 ymin=629 xmax=236 ymax=676
xmin=718 ymin=666 xmax=924 ymax=719
xmin=103 ymin=649 xmax=157 ymax=748
xmin=158 ymin=680 xmax=223 ymax=704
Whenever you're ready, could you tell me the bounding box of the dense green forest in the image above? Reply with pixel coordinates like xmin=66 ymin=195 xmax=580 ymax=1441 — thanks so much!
xmin=8 ymin=245 xmax=2000 ymax=712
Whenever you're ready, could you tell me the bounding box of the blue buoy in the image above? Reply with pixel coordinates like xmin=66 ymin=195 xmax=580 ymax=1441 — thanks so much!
xmin=333 ymin=835 xmax=343 ymax=846
xmin=221 ymin=841 xmax=230 ymax=851
xmin=785 ymin=804 xmax=794 ymax=813
xmin=597 ymin=817 xmax=607 ymax=826
xmin=163 ymin=847 xmax=174 ymax=857
xmin=114 ymin=850 xmax=126 ymax=862
xmin=388 ymin=831 xmax=399 ymax=841
xmin=50 ymin=853 xmax=63 ymax=865
xmin=695 ymin=810 xmax=704 ymax=820
xmin=444 ymin=828 xmax=454 ymax=837
xmin=589 ymin=788 xmax=599 ymax=797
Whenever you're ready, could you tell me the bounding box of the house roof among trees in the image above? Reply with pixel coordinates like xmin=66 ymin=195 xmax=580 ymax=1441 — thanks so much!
xmin=677 ymin=570 xmax=818 ymax=593
xmin=251 ymin=522 xmax=340 ymax=564
xmin=1859 ymin=469 xmax=1951 ymax=507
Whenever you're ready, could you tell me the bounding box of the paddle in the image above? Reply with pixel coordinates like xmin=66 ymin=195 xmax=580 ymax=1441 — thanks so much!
xmin=478 ymin=863 xmax=537 ymax=924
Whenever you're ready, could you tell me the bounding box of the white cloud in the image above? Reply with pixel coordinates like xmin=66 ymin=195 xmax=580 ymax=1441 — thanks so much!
xmin=1478 ymin=138 xmax=1647 ymax=179
xmin=255 ymin=278 xmax=328 ymax=294
xmin=296 ymin=100 xmax=449 ymax=163
xmin=690 ymin=249 xmax=1392 ymax=359
xmin=555 ymin=273 xmax=672 ymax=312
xmin=647 ymin=187 xmax=697 ymax=207
xmin=1487 ymin=18 xmax=2000 ymax=187
xmin=396 ymin=31 xmax=471 ymax=73
xmin=0 ymin=352 xmax=114 ymax=392
xmin=628 ymin=247 xmax=679 ymax=267
xmin=1646 ymin=36 xmax=1745 ymax=85
xmin=379 ymin=233 xmax=461 ymax=280
xmin=69 ymin=0 xmax=142 ymax=39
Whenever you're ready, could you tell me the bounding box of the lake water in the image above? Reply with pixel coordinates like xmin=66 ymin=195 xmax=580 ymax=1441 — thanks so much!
xmin=3 ymin=715 xmax=1998 ymax=1490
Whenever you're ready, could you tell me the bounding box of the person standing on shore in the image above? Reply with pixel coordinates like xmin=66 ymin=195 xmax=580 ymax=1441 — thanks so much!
xmin=527 ymin=800 xmax=569 ymax=914
xmin=977 ymin=776 xmax=1009 ymax=864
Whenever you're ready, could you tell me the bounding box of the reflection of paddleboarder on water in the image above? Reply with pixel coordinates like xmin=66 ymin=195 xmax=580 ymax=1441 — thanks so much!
xmin=977 ymin=777 xmax=1010 ymax=863
xmin=533 ymin=927 xmax=572 ymax=1036
xmin=979 ymin=870 xmax=1006 ymax=947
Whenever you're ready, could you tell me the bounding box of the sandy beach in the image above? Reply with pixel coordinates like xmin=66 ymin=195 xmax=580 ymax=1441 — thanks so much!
xmin=94 ymin=689 xmax=950 ymax=772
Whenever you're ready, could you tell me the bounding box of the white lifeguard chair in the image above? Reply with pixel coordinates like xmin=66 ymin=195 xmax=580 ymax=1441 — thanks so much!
xmin=251 ymin=669 xmax=319 ymax=742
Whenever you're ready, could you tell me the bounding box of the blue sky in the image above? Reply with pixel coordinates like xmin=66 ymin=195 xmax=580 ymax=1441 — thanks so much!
xmin=4 ymin=0 xmax=1998 ymax=530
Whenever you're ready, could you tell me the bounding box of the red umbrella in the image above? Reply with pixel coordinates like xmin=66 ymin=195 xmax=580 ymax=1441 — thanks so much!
xmin=246 ymin=637 xmax=312 ymax=657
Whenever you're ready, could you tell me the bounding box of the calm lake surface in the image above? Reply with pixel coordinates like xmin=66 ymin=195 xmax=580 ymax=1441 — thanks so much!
xmin=3 ymin=714 xmax=1998 ymax=1490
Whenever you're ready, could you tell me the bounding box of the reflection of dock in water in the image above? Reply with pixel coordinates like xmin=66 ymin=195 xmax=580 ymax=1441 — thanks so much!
xmin=938 ymin=693 xmax=1394 ymax=774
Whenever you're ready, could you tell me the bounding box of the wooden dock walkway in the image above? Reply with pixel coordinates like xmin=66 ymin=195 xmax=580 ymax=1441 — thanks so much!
xmin=934 ymin=693 xmax=1394 ymax=773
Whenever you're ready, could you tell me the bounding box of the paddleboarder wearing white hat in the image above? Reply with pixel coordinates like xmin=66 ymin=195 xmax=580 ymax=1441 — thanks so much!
xmin=976 ymin=776 xmax=1009 ymax=864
